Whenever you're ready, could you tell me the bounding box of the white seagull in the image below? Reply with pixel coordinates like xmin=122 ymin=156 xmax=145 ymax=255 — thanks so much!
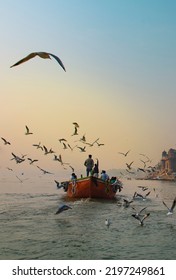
xmin=132 ymin=206 xmax=147 ymax=218
xmin=105 ymin=218 xmax=111 ymax=228
xmin=162 ymin=198 xmax=176 ymax=215
xmin=133 ymin=191 xmax=151 ymax=201
xmin=132 ymin=213 xmax=150 ymax=226
xmin=10 ymin=51 xmax=66 ymax=72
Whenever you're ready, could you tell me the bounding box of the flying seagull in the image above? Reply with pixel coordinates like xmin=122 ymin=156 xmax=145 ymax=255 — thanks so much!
xmin=36 ymin=165 xmax=53 ymax=175
xmin=138 ymin=186 xmax=149 ymax=191
xmin=95 ymin=140 xmax=104 ymax=147
xmin=72 ymin=126 xmax=78 ymax=136
xmin=133 ymin=191 xmax=151 ymax=201
xmin=7 ymin=167 xmax=13 ymax=171
xmin=10 ymin=52 xmax=66 ymax=72
xmin=118 ymin=150 xmax=130 ymax=157
xmin=27 ymin=158 xmax=38 ymax=165
xmin=85 ymin=138 xmax=100 ymax=147
xmin=132 ymin=206 xmax=147 ymax=218
xmin=11 ymin=152 xmax=25 ymax=164
xmin=77 ymin=146 xmax=86 ymax=152
xmin=73 ymin=122 xmax=79 ymax=128
xmin=62 ymin=142 xmax=68 ymax=149
xmin=126 ymin=161 xmax=134 ymax=170
xmin=58 ymin=138 xmax=67 ymax=143
xmin=123 ymin=198 xmax=133 ymax=208
xmin=43 ymin=146 xmax=55 ymax=155
xmin=25 ymin=125 xmax=33 ymax=135
xmin=79 ymin=134 xmax=86 ymax=143
xmin=32 ymin=142 xmax=43 ymax=150
xmin=162 ymin=198 xmax=176 ymax=215
xmin=1 ymin=137 xmax=11 ymax=145
xmin=137 ymin=168 xmax=146 ymax=173
xmin=132 ymin=213 xmax=150 ymax=226
xmin=54 ymin=180 xmax=63 ymax=189
xmin=55 ymin=204 xmax=72 ymax=214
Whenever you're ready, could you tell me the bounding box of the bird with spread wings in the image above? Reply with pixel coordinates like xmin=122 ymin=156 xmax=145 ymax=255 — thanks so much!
xmin=10 ymin=52 xmax=66 ymax=72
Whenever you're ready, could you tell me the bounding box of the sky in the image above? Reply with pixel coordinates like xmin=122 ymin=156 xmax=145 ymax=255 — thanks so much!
xmin=0 ymin=0 xmax=176 ymax=179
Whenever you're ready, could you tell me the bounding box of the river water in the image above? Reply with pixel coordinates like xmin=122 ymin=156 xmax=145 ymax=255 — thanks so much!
xmin=0 ymin=177 xmax=176 ymax=260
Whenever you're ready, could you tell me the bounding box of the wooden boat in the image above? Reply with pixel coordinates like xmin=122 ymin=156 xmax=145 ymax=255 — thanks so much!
xmin=61 ymin=176 xmax=122 ymax=199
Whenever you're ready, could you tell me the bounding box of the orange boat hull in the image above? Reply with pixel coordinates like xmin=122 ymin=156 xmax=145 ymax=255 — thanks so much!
xmin=66 ymin=176 xmax=118 ymax=199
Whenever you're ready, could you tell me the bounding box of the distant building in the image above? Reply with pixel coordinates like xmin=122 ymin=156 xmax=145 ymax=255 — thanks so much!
xmin=160 ymin=148 xmax=176 ymax=173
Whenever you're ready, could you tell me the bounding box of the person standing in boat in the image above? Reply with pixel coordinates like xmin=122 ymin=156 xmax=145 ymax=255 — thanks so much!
xmin=92 ymin=158 xmax=99 ymax=177
xmin=84 ymin=154 xmax=94 ymax=177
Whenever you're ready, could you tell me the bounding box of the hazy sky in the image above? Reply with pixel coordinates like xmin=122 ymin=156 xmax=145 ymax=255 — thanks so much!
xmin=1 ymin=0 xmax=176 ymax=178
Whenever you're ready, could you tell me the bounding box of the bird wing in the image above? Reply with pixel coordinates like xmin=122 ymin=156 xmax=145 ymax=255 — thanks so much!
xmin=25 ymin=125 xmax=30 ymax=133
xmin=63 ymin=142 xmax=67 ymax=149
xmin=138 ymin=168 xmax=146 ymax=172
xmin=10 ymin=53 xmax=37 ymax=67
xmin=69 ymin=165 xmax=74 ymax=172
xmin=138 ymin=207 xmax=147 ymax=215
xmin=131 ymin=214 xmax=141 ymax=222
xmin=125 ymin=150 xmax=130 ymax=156
xmin=141 ymin=213 xmax=150 ymax=223
xmin=36 ymin=165 xmax=42 ymax=171
xmin=162 ymin=201 xmax=170 ymax=211
xmin=73 ymin=122 xmax=79 ymax=127
xmin=118 ymin=152 xmax=125 ymax=156
xmin=55 ymin=205 xmax=71 ymax=214
xmin=58 ymin=154 xmax=62 ymax=160
xmin=136 ymin=193 xmax=144 ymax=198
xmin=43 ymin=146 xmax=48 ymax=153
xmin=171 ymin=197 xmax=176 ymax=212
xmin=48 ymin=53 xmax=66 ymax=71
xmin=145 ymin=191 xmax=151 ymax=197
xmin=55 ymin=208 xmax=62 ymax=214
xmin=74 ymin=126 xmax=78 ymax=134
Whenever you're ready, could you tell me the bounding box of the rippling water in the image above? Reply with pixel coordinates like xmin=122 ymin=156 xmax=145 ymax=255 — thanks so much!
xmin=0 ymin=178 xmax=176 ymax=260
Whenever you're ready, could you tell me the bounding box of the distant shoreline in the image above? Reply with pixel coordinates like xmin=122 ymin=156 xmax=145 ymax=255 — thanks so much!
xmin=145 ymin=173 xmax=176 ymax=182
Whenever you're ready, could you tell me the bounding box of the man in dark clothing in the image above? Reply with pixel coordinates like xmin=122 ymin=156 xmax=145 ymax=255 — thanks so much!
xmin=92 ymin=158 xmax=99 ymax=177
xmin=84 ymin=154 xmax=94 ymax=176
